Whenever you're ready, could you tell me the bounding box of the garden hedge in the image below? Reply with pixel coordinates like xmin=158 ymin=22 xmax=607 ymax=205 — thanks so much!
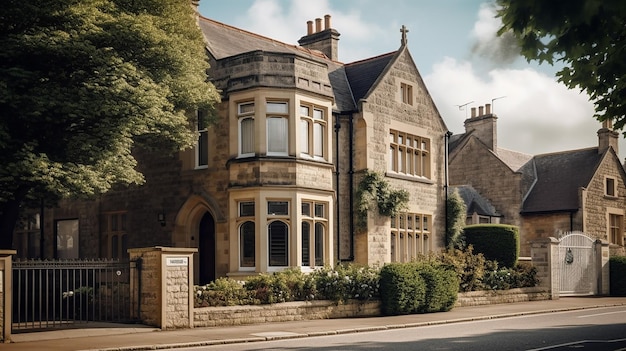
xmin=379 ymin=262 xmax=458 ymax=315
xmin=610 ymin=256 xmax=626 ymax=296
xmin=464 ymin=224 xmax=520 ymax=267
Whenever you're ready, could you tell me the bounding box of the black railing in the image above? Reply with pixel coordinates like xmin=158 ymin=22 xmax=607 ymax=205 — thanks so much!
xmin=12 ymin=259 xmax=139 ymax=332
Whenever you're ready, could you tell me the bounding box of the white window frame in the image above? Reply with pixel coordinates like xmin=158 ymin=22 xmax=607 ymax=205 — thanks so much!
xmin=301 ymin=201 xmax=327 ymax=268
xmin=390 ymin=212 xmax=432 ymax=262
xmin=266 ymin=101 xmax=289 ymax=156
xmin=238 ymin=102 xmax=255 ymax=158
xmin=389 ymin=129 xmax=431 ymax=179
xmin=300 ymin=104 xmax=327 ymax=160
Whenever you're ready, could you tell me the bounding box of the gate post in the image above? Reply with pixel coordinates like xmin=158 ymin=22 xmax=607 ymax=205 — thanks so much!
xmin=128 ymin=247 xmax=197 ymax=330
xmin=595 ymin=239 xmax=610 ymax=295
xmin=530 ymin=238 xmax=559 ymax=300
xmin=0 ymin=250 xmax=16 ymax=343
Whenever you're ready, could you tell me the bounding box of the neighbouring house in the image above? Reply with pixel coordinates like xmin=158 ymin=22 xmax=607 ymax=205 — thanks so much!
xmin=13 ymin=10 xmax=450 ymax=283
xmin=449 ymin=104 xmax=626 ymax=257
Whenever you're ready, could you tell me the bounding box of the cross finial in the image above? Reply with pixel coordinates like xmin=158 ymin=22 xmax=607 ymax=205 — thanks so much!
xmin=400 ymin=25 xmax=409 ymax=45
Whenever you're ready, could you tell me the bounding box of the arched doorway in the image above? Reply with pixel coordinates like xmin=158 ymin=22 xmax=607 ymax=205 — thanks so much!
xmin=198 ymin=212 xmax=216 ymax=285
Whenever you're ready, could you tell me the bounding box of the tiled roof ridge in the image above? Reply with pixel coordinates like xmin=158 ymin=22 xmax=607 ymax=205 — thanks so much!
xmin=344 ymin=50 xmax=397 ymax=66
xmin=533 ymin=146 xmax=597 ymax=158
xmin=198 ymin=15 xmax=331 ymax=61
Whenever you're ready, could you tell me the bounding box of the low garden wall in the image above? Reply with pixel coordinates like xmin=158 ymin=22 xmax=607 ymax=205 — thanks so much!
xmin=193 ymin=287 xmax=550 ymax=328
xmin=455 ymin=287 xmax=549 ymax=307
xmin=194 ymin=300 xmax=380 ymax=328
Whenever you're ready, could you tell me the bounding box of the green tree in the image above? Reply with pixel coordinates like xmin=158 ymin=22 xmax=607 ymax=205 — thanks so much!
xmin=497 ymin=0 xmax=626 ymax=129
xmin=0 ymin=0 xmax=220 ymax=248
xmin=445 ymin=188 xmax=466 ymax=249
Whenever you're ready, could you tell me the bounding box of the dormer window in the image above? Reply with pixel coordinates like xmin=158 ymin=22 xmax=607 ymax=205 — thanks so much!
xmin=401 ymin=83 xmax=413 ymax=105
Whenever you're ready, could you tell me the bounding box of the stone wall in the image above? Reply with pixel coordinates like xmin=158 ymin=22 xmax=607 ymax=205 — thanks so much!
xmin=193 ymin=288 xmax=550 ymax=327
xmin=455 ymin=287 xmax=550 ymax=306
xmin=194 ymin=300 xmax=381 ymax=328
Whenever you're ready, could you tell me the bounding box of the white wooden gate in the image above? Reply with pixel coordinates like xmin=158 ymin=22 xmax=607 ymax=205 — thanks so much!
xmin=558 ymin=232 xmax=597 ymax=296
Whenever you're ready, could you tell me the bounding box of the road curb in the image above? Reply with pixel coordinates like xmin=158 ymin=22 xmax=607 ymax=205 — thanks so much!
xmin=84 ymin=302 xmax=626 ymax=351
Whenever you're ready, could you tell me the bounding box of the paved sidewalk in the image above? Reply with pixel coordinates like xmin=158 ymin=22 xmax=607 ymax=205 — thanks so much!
xmin=4 ymin=296 xmax=626 ymax=351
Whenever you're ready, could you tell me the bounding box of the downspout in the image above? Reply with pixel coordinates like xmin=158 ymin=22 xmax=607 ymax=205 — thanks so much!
xmin=334 ymin=114 xmax=341 ymax=263
xmin=346 ymin=112 xmax=355 ymax=261
xmin=444 ymin=131 xmax=452 ymax=247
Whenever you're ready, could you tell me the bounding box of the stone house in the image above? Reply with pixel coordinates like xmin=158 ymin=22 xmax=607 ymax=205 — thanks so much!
xmin=449 ymin=104 xmax=626 ymax=256
xmin=13 ymin=12 xmax=449 ymax=283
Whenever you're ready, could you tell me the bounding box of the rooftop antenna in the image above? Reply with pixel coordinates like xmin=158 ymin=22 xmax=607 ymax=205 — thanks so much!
xmin=491 ymin=96 xmax=506 ymax=113
xmin=456 ymin=101 xmax=474 ymax=118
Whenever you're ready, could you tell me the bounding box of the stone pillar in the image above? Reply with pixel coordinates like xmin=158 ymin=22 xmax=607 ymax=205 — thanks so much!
xmin=530 ymin=238 xmax=559 ymax=300
xmin=595 ymin=239 xmax=610 ymax=295
xmin=128 ymin=247 xmax=197 ymax=330
xmin=0 ymin=250 xmax=16 ymax=343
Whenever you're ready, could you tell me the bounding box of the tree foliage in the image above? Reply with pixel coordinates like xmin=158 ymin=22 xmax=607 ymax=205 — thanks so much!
xmin=445 ymin=188 xmax=466 ymax=249
xmin=0 ymin=0 xmax=220 ymax=248
xmin=497 ymin=0 xmax=626 ymax=129
xmin=355 ymin=170 xmax=409 ymax=229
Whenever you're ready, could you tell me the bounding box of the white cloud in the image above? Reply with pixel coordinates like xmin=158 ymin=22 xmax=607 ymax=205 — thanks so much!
xmin=424 ymin=58 xmax=606 ymax=156
xmin=469 ymin=3 xmax=520 ymax=66
xmin=233 ymin=0 xmax=384 ymax=63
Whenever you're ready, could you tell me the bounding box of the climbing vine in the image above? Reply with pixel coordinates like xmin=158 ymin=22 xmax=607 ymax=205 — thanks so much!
xmin=356 ymin=170 xmax=409 ymax=228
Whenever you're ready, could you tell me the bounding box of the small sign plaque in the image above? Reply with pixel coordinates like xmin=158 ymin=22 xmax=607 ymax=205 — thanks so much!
xmin=166 ymin=257 xmax=189 ymax=267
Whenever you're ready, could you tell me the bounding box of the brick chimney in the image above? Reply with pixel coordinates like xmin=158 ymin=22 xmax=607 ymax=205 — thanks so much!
xmin=598 ymin=119 xmax=619 ymax=154
xmin=298 ymin=14 xmax=340 ymax=61
xmin=465 ymin=103 xmax=497 ymax=151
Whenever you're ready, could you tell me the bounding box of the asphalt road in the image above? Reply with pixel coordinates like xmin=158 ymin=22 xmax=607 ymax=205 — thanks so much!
xmin=174 ymin=306 xmax=626 ymax=351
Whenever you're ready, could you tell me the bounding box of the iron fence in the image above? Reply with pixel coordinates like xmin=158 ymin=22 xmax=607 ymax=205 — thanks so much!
xmin=12 ymin=259 xmax=139 ymax=332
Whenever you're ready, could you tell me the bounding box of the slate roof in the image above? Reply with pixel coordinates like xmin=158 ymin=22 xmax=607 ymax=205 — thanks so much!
xmin=522 ymin=148 xmax=603 ymax=213
xmin=197 ymin=16 xmax=395 ymax=114
xmin=453 ymin=185 xmax=501 ymax=217
xmin=448 ymin=132 xmax=532 ymax=172
xmin=344 ymin=52 xmax=396 ymax=103
xmin=198 ymin=16 xmax=326 ymax=61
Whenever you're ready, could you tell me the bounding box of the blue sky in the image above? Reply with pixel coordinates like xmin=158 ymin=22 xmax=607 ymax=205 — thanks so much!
xmin=199 ymin=1 xmax=621 ymax=158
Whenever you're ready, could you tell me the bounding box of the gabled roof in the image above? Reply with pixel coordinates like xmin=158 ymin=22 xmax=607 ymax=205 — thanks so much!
xmin=522 ymin=148 xmax=603 ymax=213
xmin=344 ymin=52 xmax=396 ymax=103
xmin=454 ymin=185 xmax=501 ymax=217
xmin=449 ymin=132 xmax=533 ymax=172
xmin=198 ymin=16 xmax=327 ymax=61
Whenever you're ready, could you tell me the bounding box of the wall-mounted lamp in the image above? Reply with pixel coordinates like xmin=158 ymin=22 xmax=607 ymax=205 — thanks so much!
xmin=157 ymin=213 xmax=166 ymax=227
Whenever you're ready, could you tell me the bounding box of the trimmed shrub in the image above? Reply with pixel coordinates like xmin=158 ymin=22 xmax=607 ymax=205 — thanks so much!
xmin=482 ymin=261 xmax=539 ymax=290
xmin=439 ymin=246 xmax=487 ymax=292
xmin=464 ymin=224 xmax=520 ymax=267
xmin=610 ymin=256 xmax=626 ymax=296
xmin=379 ymin=263 xmax=426 ymax=315
xmin=418 ymin=264 xmax=459 ymax=313
xmin=195 ymin=278 xmax=252 ymax=307
xmin=311 ymin=264 xmax=380 ymax=303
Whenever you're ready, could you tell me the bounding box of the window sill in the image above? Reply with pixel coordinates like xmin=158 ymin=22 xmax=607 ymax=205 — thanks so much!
xmin=385 ymin=172 xmax=434 ymax=184
xmin=604 ymin=195 xmax=619 ymax=200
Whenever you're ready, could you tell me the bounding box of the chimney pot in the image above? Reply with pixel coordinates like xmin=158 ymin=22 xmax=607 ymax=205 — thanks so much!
xmin=479 ymin=106 xmax=484 ymax=116
xmin=315 ymin=18 xmax=322 ymax=32
xmin=471 ymin=107 xmax=476 ymax=118
xmin=324 ymin=14 xmax=331 ymax=30
xmin=485 ymin=103 xmax=491 ymax=115
xmin=307 ymin=20 xmax=313 ymax=35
